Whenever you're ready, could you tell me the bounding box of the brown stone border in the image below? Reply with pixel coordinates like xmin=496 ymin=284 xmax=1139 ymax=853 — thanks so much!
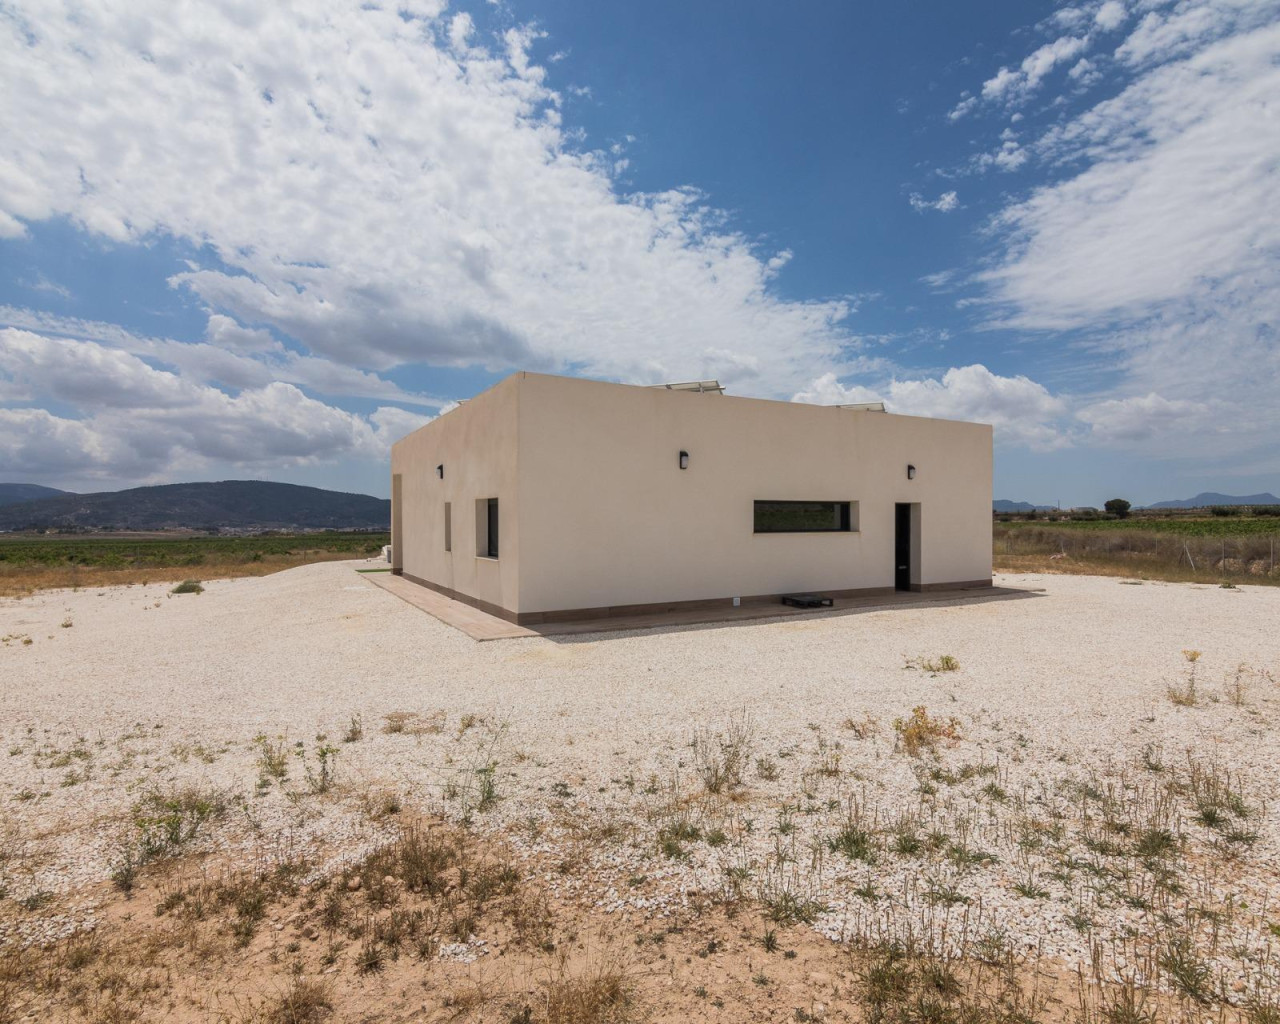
xmin=393 ymin=570 xmax=993 ymax=626
xmin=398 ymin=570 xmax=522 ymax=624
xmin=910 ymin=579 xmax=994 ymax=593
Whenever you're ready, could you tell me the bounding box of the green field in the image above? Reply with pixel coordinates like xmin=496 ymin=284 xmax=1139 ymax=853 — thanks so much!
xmin=0 ymin=531 xmax=389 ymax=569
xmin=995 ymin=516 xmax=1280 ymax=537
xmin=994 ymin=517 xmax=1279 ymax=584
xmin=0 ymin=531 xmax=390 ymax=595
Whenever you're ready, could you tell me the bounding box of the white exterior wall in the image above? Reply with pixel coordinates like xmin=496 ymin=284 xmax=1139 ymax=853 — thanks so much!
xmin=390 ymin=375 xmax=521 ymax=616
xmin=391 ymin=372 xmax=993 ymax=620
xmin=515 ymin=373 xmax=991 ymax=615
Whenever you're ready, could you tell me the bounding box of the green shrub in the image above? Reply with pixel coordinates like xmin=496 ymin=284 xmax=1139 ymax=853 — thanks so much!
xmin=170 ymin=579 xmax=204 ymax=595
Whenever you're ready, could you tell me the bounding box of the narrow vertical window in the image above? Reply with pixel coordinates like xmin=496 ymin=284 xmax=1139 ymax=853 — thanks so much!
xmin=476 ymin=497 xmax=500 ymax=558
xmin=444 ymin=502 xmax=451 ymax=552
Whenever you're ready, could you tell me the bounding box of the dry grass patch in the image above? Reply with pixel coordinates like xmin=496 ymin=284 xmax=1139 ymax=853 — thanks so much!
xmin=893 ymin=706 xmax=962 ymax=757
xmin=381 ymin=710 xmax=445 ymax=736
xmin=691 ymin=710 xmax=753 ymax=795
xmin=255 ymin=977 xmax=333 ymax=1024
xmin=541 ymin=958 xmax=636 ymax=1024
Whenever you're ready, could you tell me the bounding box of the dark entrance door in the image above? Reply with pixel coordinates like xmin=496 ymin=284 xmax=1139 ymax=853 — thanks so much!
xmin=895 ymin=503 xmax=911 ymax=591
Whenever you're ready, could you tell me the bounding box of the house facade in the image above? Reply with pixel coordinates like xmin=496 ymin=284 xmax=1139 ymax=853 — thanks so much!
xmin=390 ymin=372 xmax=993 ymax=624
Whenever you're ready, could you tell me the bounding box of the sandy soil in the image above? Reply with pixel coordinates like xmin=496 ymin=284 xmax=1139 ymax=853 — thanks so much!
xmin=2 ymin=561 xmax=1278 ymax=1019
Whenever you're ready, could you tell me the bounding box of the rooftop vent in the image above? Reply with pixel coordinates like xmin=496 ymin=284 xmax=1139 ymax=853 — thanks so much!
xmin=651 ymin=380 xmax=725 ymax=394
xmin=839 ymin=401 xmax=886 ymax=412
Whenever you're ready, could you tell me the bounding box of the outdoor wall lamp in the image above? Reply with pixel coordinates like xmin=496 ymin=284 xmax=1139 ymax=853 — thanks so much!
xmin=436 ymin=464 xmax=444 ymax=479
xmin=679 ymin=450 xmax=689 ymax=470
xmin=907 ymin=464 xmax=916 ymax=480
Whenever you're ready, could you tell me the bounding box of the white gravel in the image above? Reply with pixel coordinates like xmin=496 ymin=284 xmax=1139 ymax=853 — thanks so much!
xmin=2 ymin=561 xmax=1278 ymax=987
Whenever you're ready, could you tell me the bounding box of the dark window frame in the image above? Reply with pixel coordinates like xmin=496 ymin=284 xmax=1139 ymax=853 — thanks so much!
xmin=486 ymin=497 xmax=499 ymax=558
xmin=753 ymin=500 xmax=854 ymax=534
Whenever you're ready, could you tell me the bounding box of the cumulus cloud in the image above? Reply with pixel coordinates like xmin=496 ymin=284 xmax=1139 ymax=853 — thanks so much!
xmin=1077 ymin=392 xmax=1210 ymax=443
xmin=1094 ymin=1 xmax=1126 ymax=32
xmin=790 ymin=373 xmax=883 ymax=408
xmin=793 ymin=365 xmax=1070 ymax=450
xmin=0 ymin=307 xmax=442 ymax=409
xmin=0 ymin=0 xmax=856 ymax=397
xmin=0 ymin=328 xmax=433 ymax=481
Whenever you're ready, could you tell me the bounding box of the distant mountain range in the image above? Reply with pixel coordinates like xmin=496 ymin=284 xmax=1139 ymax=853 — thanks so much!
xmin=0 ymin=480 xmax=390 ymax=532
xmin=995 ymin=492 xmax=1280 ymax=513
xmin=0 ymin=483 xmax=72 ymax=507
xmin=1146 ymin=492 xmax=1280 ymax=509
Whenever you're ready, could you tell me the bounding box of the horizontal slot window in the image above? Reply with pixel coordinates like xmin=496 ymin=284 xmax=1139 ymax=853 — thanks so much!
xmin=754 ymin=500 xmax=855 ymax=534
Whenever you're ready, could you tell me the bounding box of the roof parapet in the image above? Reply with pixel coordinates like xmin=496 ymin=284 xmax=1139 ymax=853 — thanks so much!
xmin=839 ymin=401 xmax=886 ymax=412
xmin=651 ymin=380 xmax=725 ymax=394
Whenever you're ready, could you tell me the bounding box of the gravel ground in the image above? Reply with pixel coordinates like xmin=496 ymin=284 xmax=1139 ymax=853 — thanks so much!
xmin=2 ymin=561 xmax=1278 ymax=990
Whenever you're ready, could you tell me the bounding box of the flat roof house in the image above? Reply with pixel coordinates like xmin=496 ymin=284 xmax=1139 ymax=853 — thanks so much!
xmin=389 ymin=372 xmax=993 ymax=625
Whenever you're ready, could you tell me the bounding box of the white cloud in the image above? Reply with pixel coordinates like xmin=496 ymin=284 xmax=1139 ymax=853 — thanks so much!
xmin=790 ymin=373 xmax=882 ymax=407
xmin=908 ymin=191 xmax=959 ymax=213
xmin=793 ymin=365 xmax=1070 ymax=450
xmin=920 ymin=269 xmax=958 ymax=290
xmin=0 ymin=408 xmax=133 ymax=479
xmin=0 ymin=328 xmax=434 ymax=481
xmin=981 ymin=36 xmax=1088 ymax=105
xmin=1020 ymin=36 xmax=1089 ymax=89
xmin=0 ymin=306 xmax=443 ymax=409
xmin=0 ymin=0 xmax=858 ymax=398
xmin=972 ymin=0 xmax=1280 ymax=468
xmin=1094 ymin=1 xmax=1127 ymax=32
xmin=1077 ymin=392 xmax=1210 ymax=443
xmin=22 ymin=273 xmax=71 ymax=300
xmin=1067 ymin=58 xmax=1099 ymax=82
xmin=973 ymin=140 xmax=1028 ymax=173
xmin=204 ymin=315 xmax=282 ymax=355
xmin=981 ymin=19 xmax=1280 ymax=326
xmin=981 ymin=67 xmax=1022 ymax=101
xmin=1114 ymin=0 xmax=1277 ymax=67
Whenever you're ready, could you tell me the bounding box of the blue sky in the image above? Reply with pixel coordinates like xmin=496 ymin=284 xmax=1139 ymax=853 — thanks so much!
xmin=2 ymin=0 xmax=1278 ymax=505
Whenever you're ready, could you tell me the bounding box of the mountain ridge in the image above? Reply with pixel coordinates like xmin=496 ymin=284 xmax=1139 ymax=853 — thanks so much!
xmin=0 ymin=480 xmax=390 ymax=532
xmin=1146 ymin=491 xmax=1280 ymax=509
xmin=0 ymin=483 xmax=73 ymax=507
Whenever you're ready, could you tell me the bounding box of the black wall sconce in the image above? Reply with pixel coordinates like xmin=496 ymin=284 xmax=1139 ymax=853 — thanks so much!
xmin=678 ymin=450 xmax=689 ymax=470
xmin=436 ymin=464 xmax=444 ymax=479
xmin=907 ymin=464 xmax=916 ymax=480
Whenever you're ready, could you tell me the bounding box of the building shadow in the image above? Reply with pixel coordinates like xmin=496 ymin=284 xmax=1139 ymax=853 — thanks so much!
xmin=534 ymin=585 xmax=1044 ymax=645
